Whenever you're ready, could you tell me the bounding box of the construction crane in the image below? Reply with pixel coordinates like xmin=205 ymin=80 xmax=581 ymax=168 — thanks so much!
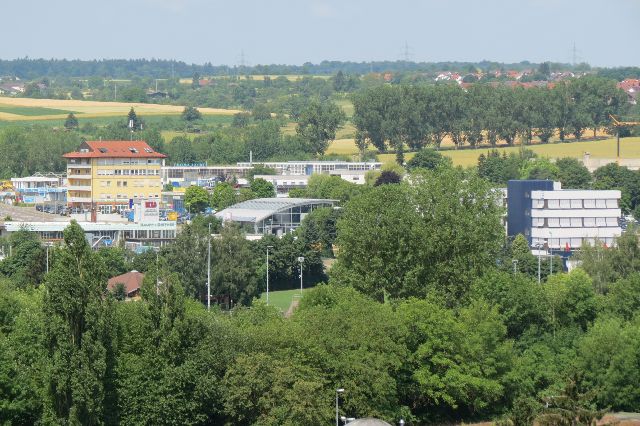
xmin=610 ymin=114 xmax=640 ymax=158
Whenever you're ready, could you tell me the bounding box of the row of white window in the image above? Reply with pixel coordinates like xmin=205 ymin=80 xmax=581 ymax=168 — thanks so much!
xmin=97 ymin=169 xmax=160 ymax=176
xmin=535 ymin=237 xmax=616 ymax=248
xmin=99 ymin=180 xmax=161 ymax=188
xmin=96 ymin=159 xmax=161 ymax=166
xmin=98 ymin=194 xmax=160 ymax=200
xmin=533 ymin=217 xmax=619 ymax=227
xmin=532 ymin=199 xmax=618 ymax=209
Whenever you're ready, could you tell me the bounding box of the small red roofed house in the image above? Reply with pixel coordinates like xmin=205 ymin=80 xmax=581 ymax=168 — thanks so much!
xmin=617 ymin=79 xmax=640 ymax=104
xmin=506 ymin=70 xmax=522 ymax=80
xmin=108 ymin=270 xmax=145 ymax=299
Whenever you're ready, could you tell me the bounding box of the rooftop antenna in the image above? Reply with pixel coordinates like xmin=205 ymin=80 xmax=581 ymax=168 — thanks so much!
xmin=572 ymin=42 xmax=577 ymax=67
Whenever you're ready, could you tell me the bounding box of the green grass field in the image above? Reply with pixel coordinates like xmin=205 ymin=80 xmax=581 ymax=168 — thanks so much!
xmin=0 ymin=105 xmax=78 ymax=116
xmin=334 ymin=98 xmax=354 ymax=118
xmin=259 ymin=288 xmax=303 ymax=312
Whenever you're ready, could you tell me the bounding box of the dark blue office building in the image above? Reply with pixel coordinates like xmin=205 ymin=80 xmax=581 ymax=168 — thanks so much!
xmin=507 ymin=180 xmax=554 ymax=244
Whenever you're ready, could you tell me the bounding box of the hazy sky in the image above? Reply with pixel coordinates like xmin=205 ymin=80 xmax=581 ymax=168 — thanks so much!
xmin=2 ymin=0 xmax=638 ymax=67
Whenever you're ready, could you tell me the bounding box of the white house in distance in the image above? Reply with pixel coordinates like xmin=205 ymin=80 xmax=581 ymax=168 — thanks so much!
xmin=11 ymin=175 xmax=66 ymax=204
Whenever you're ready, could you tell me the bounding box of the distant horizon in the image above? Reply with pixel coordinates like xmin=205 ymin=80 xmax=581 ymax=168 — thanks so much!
xmin=0 ymin=56 xmax=622 ymax=69
xmin=1 ymin=0 xmax=637 ymax=68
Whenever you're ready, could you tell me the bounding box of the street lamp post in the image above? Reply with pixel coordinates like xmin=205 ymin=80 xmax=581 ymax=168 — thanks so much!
xmin=266 ymin=245 xmax=274 ymax=305
xmin=207 ymin=222 xmax=211 ymax=311
xmin=335 ymin=388 xmax=344 ymax=426
xmin=298 ymin=256 xmax=305 ymax=292
xmin=536 ymin=243 xmax=542 ymax=284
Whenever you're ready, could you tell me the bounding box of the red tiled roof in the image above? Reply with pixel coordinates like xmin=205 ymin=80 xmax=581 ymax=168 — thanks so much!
xmin=63 ymin=140 xmax=166 ymax=159
xmin=618 ymin=79 xmax=640 ymax=92
xmin=107 ymin=270 xmax=145 ymax=296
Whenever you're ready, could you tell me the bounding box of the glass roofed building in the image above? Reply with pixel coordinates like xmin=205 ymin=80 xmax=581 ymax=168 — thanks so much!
xmin=215 ymin=198 xmax=336 ymax=235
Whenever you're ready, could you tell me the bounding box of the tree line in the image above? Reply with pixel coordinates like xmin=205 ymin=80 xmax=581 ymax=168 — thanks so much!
xmin=352 ymin=76 xmax=628 ymax=162
xmin=0 ymin=58 xmax=613 ymax=79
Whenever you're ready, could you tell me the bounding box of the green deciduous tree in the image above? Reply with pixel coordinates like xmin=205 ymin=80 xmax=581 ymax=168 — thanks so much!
xmin=184 ymin=185 xmax=210 ymax=213
xmin=211 ymin=182 xmax=237 ymax=210
xmin=406 ymin=148 xmax=451 ymax=171
xmin=556 ymin=157 xmax=592 ymax=189
xmin=398 ymin=298 xmax=513 ymax=420
xmin=181 ymin=105 xmax=202 ymax=121
xmin=0 ymin=229 xmax=46 ymax=287
xmin=64 ymin=113 xmax=78 ymax=130
xmin=332 ymin=168 xmax=504 ymax=304
xmin=211 ymin=224 xmax=260 ymax=307
xmin=250 ymin=177 xmax=275 ymax=198
xmin=296 ymin=99 xmax=346 ymax=155
xmin=41 ymin=221 xmax=117 ymax=424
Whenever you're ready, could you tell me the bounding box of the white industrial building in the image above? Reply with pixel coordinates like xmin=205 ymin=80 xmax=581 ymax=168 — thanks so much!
xmin=1 ymin=221 xmax=176 ymax=250
xmin=507 ymin=180 xmax=622 ymax=251
xmin=236 ymin=160 xmax=381 ymax=176
xmin=529 ymin=188 xmax=622 ymax=249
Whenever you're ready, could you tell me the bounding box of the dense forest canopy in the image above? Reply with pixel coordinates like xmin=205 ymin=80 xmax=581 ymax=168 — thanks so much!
xmin=2 ymin=164 xmax=640 ymax=424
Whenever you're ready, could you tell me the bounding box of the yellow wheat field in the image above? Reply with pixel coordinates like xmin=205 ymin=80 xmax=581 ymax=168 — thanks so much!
xmin=0 ymin=97 xmax=241 ymax=121
xmin=329 ymin=137 xmax=640 ymax=167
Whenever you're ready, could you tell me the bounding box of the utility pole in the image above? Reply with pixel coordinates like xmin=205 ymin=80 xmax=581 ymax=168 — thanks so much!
xmin=266 ymin=245 xmax=273 ymax=305
xmin=207 ymin=222 xmax=211 ymax=311
xmin=536 ymin=244 xmax=542 ymax=284
xmin=298 ymin=256 xmax=305 ymax=292
xmin=403 ymin=41 xmax=411 ymax=62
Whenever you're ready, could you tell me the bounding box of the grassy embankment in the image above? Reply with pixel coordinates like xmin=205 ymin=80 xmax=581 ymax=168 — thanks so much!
xmin=259 ymin=288 xmax=303 ymax=313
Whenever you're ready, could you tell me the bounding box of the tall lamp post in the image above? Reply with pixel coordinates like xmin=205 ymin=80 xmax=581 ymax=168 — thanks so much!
xmin=207 ymin=222 xmax=211 ymax=311
xmin=45 ymin=243 xmax=50 ymax=274
xmin=298 ymin=256 xmax=305 ymax=292
xmin=535 ymin=243 xmax=542 ymax=284
xmin=335 ymin=388 xmax=344 ymax=426
xmin=266 ymin=245 xmax=274 ymax=304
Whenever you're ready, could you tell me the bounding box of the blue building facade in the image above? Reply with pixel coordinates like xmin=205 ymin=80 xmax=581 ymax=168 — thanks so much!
xmin=507 ymin=180 xmax=554 ymax=244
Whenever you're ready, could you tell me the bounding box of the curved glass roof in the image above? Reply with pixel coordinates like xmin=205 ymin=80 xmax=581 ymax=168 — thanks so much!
xmin=215 ymin=198 xmax=335 ymax=223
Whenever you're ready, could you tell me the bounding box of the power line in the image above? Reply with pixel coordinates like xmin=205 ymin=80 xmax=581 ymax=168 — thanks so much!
xmin=401 ymin=41 xmax=413 ymax=62
xmin=569 ymin=42 xmax=584 ymax=66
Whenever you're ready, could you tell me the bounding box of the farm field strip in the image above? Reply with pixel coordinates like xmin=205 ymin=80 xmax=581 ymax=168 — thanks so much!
xmin=329 ymin=137 xmax=640 ymax=167
xmin=0 ymin=97 xmax=241 ymax=120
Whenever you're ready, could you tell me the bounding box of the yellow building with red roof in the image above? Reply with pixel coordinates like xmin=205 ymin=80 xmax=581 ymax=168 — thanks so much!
xmin=63 ymin=140 xmax=166 ymax=214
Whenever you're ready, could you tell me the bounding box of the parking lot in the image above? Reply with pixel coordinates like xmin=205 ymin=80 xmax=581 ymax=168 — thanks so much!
xmin=0 ymin=202 xmax=71 ymax=223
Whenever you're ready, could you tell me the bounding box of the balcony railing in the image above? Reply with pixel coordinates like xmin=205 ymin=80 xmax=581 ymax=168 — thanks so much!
xmin=67 ymin=174 xmax=92 ymax=179
xmin=68 ymin=196 xmax=92 ymax=203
